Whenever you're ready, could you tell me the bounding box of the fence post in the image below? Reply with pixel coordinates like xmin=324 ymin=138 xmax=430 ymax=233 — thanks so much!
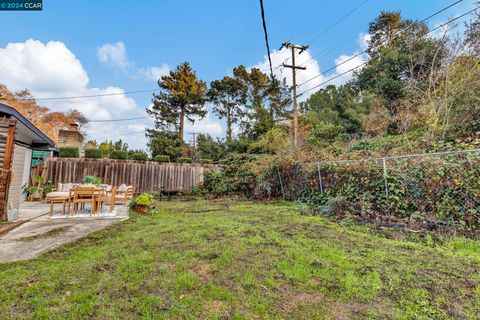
xmin=277 ymin=167 xmax=285 ymax=200
xmin=317 ymin=163 xmax=324 ymax=195
xmin=382 ymin=157 xmax=389 ymax=197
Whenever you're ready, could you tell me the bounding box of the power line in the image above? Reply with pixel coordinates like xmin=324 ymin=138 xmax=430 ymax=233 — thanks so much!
xmin=297 ymin=0 xmax=404 ymax=69
xmin=296 ymin=6 xmax=478 ymax=97
xmin=306 ymin=0 xmax=370 ymax=46
xmin=18 ymin=89 xmax=157 ymax=101
xmin=259 ymin=0 xmax=275 ymax=79
xmin=89 ymin=129 xmax=148 ymax=141
xmin=274 ymin=0 xmax=372 ymax=70
xmin=87 ymin=116 xmax=149 ymax=123
xmin=297 ymin=0 xmax=465 ymax=89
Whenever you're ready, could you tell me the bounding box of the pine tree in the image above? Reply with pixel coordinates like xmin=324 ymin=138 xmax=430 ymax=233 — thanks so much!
xmin=208 ymin=76 xmax=246 ymax=143
xmin=148 ymin=62 xmax=207 ymax=141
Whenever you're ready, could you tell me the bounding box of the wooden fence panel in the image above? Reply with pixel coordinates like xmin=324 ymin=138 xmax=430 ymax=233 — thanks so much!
xmin=44 ymin=158 xmax=219 ymax=193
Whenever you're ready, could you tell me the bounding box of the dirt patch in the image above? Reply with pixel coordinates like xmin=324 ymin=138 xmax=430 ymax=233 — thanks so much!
xmin=331 ymin=301 xmax=385 ymax=320
xmin=203 ymin=231 xmax=227 ymax=241
xmin=17 ymin=226 xmax=72 ymax=242
xmin=279 ymin=293 xmax=324 ymax=312
xmin=190 ymin=263 xmax=211 ymax=281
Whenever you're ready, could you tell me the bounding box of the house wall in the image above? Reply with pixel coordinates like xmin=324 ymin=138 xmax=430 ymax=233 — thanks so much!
xmin=57 ymin=130 xmax=84 ymax=156
xmin=21 ymin=148 xmax=32 ymax=202
xmin=7 ymin=144 xmax=27 ymax=219
xmin=0 ymin=118 xmax=16 ymax=221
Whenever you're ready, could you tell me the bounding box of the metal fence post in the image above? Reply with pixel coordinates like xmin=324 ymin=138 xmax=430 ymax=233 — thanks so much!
xmin=277 ymin=167 xmax=285 ymax=200
xmin=317 ymin=163 xmax=324 ymax=195
xmin=382 ymin=157 xmax=389 ymax=197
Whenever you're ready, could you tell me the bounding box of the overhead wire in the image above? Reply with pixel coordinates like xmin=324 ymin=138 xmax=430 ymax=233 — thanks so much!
xmin=296 ymin=6 xmax=479 ymax=97
xmin=306 ymin=0 xmax=370 ymax=46
xmin=87 ymin=116 xmax=149 ymax=123
xmin=296 ymin=0 xmax=465 ymax=89
xmin=259 ymin=0 xmax=275 ymax=79
xmin=18 ymin=89 xmax=157 ymax=101
xmin=274 ymin=0 xmax=372 ymax=70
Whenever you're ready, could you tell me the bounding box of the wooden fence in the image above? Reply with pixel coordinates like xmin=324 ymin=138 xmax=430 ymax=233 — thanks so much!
xmin=44 ymin=158 xmax=219 ymax=193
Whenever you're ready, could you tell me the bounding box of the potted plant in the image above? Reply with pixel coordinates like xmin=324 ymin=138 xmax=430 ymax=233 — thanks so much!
xmin=130 ymin=193 xmax=153 ymax=214
xmin=25 ymin=175 xmax=46 ymax=200
xmin=42 ymin=181 xmax=55 ymax=196
xmin=33 ymin=175 xmax=45 ymax=186
xmin=27 ymin=185 xmax=43 ymax=200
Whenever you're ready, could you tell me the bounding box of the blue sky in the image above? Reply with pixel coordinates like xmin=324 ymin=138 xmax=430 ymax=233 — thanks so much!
xmin=0 ymin=0 xmax=476 ymax=149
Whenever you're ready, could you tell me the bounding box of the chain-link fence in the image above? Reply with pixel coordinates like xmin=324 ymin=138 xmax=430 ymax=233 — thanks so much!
xmin=274 ymin=149 xmax=480 ymax=228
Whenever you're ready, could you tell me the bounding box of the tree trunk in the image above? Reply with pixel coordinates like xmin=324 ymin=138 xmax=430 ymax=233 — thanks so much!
xmin=226 ymin=109 xmax=232 ymax=143
xmin=179 ymin=107 xmax=185 ymax=142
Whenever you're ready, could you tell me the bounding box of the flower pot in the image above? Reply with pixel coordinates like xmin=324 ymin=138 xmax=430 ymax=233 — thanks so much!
xmin=32 ymin=191 xmax=41 ymax=199
xmin=134 ymin=205 xmax=149 ymax=214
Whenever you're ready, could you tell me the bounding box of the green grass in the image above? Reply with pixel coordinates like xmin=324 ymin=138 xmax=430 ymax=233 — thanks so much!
xmin=0 ymin=199 xmax=479 ymax=319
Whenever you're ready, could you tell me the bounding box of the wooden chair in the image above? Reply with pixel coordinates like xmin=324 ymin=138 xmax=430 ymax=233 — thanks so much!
xmin=96 ymin=188 xmax=113 ymax=213
xmin=72 ymin=186 xmax=96 ymax=215
xmin=104 ymin=186 xmax=134 ymax=212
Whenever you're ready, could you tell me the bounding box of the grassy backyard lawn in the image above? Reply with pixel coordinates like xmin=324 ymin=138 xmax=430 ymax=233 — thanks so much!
xmin=0 ymin=200 xmax=479 ymax=319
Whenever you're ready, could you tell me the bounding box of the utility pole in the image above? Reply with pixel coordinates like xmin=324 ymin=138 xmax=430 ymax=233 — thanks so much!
xmin=280 ymin=41 xmax=308 ymax=149
xmin=188 ymin=132 xmax=200 ymax=160
xmin=188 ymin=132 xmax=200 ymax=149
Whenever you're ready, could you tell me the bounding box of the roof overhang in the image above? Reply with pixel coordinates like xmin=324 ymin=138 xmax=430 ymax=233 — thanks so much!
xmin=0 ymin=103 xmax=55 ymax=149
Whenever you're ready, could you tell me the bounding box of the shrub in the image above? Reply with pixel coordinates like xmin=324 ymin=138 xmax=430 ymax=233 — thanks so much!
xmin=133 ymin=193 xmax=153 ymax=206
xmin=109 ymin=150 xmax=127 ymax=160
xmin=200 ymin=158 xmax=213 ymax=164
xmin=85 ymin=149 xmax=102 ymax=158
xmin=202 ymin=153 xmax=263 ymax=198
xmin=204 ymin=171 xmax=232 ymax=196
xmin=130 ymin=193 xmax=154 ymax=213
xmin=130 ymin=152 xmax=148 ymax=161
xmin=177 ymin=157 xmax=192 ymax=163
xmin=58 ymin=147 xmax=79 ymax=158
xmin=154 ymin=155 xmax=170 ymax=163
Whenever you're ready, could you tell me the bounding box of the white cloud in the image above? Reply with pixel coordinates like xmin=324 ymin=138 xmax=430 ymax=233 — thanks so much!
xmin=332 ymin=53 xmax=366 ymax=84
xmin=84 ymin=120 xmax=151 ymax=150
xmin=252 ymin=32 xmax=370 ymax=99
xmin=253 ymin=48 xmax=326 ymax=101
xmin=137 ymin=64 xmax=170 ymax=81
xmin=184 ymin=112 xmax=223 ymax=138
xmin=97 ymin=41 xmax=130 ymax=70
xmin=357 ymin=32 xmax=371 ymax=50
xmin=0 ymin=39 xmax=89 ymax=95
xmin=0 ymin=39 xmax=145 ymax=148
xmin=97 ymin=41 xmax=169 ymax=81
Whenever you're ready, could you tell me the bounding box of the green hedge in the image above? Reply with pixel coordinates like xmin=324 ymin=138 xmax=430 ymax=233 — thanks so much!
xmin=109 ymin=150 xmax=127 ymax=160
xmin=154 ymin=155 xmax=170 ymax=163
xmin=130 ymin=152 xmax=148 ymax=161
xmin=58 ymin=147 xmax=79 ymax=158
xmin=177 ymin=157 xmax=192 ymax=163
xmin=84 ymin=149 xmax=102 ymax=159
xmin=200 ymin=158 xmax=213 ymax=164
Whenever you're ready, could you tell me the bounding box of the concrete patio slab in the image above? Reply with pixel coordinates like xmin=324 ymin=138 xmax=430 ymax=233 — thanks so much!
xmin=0 ymin=202 xmax=129 ymax=263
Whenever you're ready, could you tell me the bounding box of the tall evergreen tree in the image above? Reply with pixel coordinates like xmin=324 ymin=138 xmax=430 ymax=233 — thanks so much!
xmin=232 ymin=66 xmax=290 ymax=139
xmin=208 ymin=76 xmax=246 ymax=143
xmin=148 ymin=62 xmax=207 ymax=141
